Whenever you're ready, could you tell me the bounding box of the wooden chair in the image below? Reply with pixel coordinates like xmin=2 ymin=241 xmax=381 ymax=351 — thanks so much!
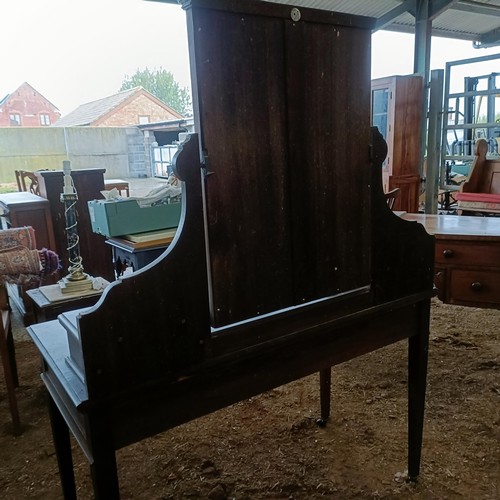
xmin=455 ymin=139 xmax=500 ymax=215
xmin=15 ymin=170 xmax=40 ymax=196
xmin=384 ymin=188 xmax=400 ymax=210
xmin=0 ymin=283 xmax=20 ymax=434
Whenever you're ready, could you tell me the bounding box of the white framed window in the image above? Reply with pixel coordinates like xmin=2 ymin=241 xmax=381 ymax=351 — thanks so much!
xmin=40 ymin=114 xmax=51 ymax=126
xmin=9 ymin=114 xmax=21 ymax=126
xmin=138 ymin=115 xmax=150 ymax=124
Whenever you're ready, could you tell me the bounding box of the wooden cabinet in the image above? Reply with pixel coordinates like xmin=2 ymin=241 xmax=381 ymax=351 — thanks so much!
xmin=371 ymin=75 xmax=423 ymax=212
xmin=403 ymin=213 xmax=500 ymax=309
xmin=36 ymin=169 xmax=114 ymax=282
xmin=0 ymin=192 xmax=56 ymax=250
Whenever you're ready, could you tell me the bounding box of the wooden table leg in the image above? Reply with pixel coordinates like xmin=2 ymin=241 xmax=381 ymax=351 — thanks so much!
xmin=317 ymin=367 xmax=331 ymax=427
xmin=89 ymin=418 xmax=120 ymax=499
xmin=407 ymin=300 xmax=430 ymax=481
xmin=0 ymin=310 xmax=21 ymax=434
xmin=48 ymin=396 xmax=77 ymax=500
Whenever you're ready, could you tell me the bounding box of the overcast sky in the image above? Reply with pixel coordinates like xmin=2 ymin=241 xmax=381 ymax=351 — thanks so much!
xmin=1 ymin=0 xmax=499 ymax=115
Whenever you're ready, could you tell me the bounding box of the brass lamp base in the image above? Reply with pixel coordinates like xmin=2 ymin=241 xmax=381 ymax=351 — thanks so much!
xmin=59 ymin=273 xmax=95 ymax=294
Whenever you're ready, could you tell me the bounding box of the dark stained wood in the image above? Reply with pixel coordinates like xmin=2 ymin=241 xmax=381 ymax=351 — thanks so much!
xmin=285 ymin=18 xmax=372 ymax=304
xmin=26 ymin=1 xmax=435 ymax=498
xmin=74 ymin=135 xmax=210 ymax=399
xmin=36 ymin=169 xmax=114 ymax=282
xmin=0 ymin=285 xmax=20 ymax=435
xmin=191 ymin=3 xmax=374 ymax=326
xmin=191 ymin=7 xmax=293 ymax=326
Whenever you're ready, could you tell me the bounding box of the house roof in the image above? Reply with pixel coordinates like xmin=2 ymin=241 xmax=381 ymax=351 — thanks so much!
xmin=150 ymin=0 xmax=500 ymax=47
xmin=54 ymin=87 xmax=183 ymax=127
xmin=0 ymin=81 xmax=60 ymax=111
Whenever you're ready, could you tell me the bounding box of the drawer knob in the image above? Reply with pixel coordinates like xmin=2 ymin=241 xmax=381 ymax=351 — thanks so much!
xmin=442 ymin=249 xmax=454 ymax=258
xmin=471 ymin=282 xmax=483 ymax=291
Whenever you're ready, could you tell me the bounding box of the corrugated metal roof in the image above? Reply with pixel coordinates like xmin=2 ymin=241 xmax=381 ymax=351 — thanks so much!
xmin=260 ymin=0 xmax=500 ymax=46
xmin=151 ymin=0 xmax=500 ymax=46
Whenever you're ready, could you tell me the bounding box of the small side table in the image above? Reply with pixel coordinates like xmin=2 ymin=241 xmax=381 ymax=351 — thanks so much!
xmin=106 ymin=230 xmax=176 ymax=278
xmin=26 ymin=284 xmax=108 ymax=323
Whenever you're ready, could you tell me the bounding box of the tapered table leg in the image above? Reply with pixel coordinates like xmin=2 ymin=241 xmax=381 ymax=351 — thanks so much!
xmin=89 ymin=418 xmax=120 ymax=500
xmin=317 ymin=367 xmax=331 ymax=427
xmin=48 ymin=396 xmax=77 ymax=500
xmin=408 ymin=300 xmax=430 ymax=481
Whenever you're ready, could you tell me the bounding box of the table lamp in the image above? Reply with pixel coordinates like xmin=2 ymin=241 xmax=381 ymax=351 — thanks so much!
xmin=58 ymin=160 xmax=96 ymax=294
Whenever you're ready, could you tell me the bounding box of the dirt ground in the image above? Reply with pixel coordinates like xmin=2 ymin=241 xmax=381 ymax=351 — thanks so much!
xmin=1 ymin=298 xmax=499 ymax=499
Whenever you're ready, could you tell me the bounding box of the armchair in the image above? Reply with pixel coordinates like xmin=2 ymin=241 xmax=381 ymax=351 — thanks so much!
xmin=0 ymin=226 xmax=59 ymax=433
xmin=0 ymin=226 xmax=60 ymax=325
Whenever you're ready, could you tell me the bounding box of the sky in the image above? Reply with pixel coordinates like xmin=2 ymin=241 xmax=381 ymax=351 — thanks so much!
xmin=1 ymin=0 xmax=500 ymax=116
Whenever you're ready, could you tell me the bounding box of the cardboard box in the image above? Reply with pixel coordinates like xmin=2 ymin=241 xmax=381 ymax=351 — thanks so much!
xmin=88 ymin=199 xmax=181 ymax=237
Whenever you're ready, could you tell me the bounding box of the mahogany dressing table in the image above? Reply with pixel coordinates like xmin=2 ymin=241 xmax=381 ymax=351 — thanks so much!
xmin=27 ymin=1 xmax=435 ymax=498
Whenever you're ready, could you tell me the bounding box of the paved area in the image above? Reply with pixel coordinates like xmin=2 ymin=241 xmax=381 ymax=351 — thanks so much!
xmin=122 ymin=176 xmax=170 ymax=198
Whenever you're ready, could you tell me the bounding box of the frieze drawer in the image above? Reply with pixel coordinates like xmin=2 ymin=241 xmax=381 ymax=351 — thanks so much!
xmin=449 ymin=269 xmax=500 ymax=306
xmin=435 ymin=241 xmax=500 ymax=267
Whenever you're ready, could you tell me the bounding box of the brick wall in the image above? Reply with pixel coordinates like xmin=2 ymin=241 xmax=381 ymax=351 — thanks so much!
xmin=0 ymin=83 xmax=61 ymax=127
xmin=98 ymin=94 xmax=180 ymax=127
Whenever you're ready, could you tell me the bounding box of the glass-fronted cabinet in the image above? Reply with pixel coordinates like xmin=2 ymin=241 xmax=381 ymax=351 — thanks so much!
xmin=371 ymin=75 xmax=423 ymax=212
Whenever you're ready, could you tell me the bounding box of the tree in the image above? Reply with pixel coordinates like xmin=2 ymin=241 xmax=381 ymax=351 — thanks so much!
xmin=120 ymin=67 xmax=191 ymax=116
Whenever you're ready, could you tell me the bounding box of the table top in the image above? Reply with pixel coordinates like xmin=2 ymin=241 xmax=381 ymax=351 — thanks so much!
xmin=403 ymin=213 xmax=500 ymax=241
xmin=27 ymin=284 xmax=106 ymax=309
xmin=0 ymin=191 xmax=47 ymax=206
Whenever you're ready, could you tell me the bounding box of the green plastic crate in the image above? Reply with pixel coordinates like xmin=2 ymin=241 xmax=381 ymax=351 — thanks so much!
xmin=88 ymin=199 xmax=181 ymax=237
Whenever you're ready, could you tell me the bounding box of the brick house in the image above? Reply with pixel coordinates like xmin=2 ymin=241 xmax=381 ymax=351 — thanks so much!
xmin=55 ymin=87 xmax=183 ymax=127
xmin=0 ymin=82 xmax=61 ymax=127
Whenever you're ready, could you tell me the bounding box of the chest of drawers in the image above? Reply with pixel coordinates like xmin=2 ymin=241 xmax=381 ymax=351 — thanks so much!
xmin=403 ymin=214 xmax=500 ymax=308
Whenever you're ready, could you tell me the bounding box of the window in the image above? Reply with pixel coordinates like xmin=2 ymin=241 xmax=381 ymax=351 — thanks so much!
xmin=138 ymin=115 xmax=150 ymax=124
xmin=40 ymin=114 xmax=51 ymax=126
xmin=9 ymin=114 xmax=21 ymax=126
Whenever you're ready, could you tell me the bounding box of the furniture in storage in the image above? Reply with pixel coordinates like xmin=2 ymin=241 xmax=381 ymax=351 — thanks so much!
xmin=15 ymin=170 xmax=41 ymax=196
xmin=455 ymin=138 xmax=500 ymax=214
xmin=0 ymin=192 xmax=56 ymax=251
xmin=403 ymin=213 xmax=500 ymax=308
xmin=0 ymin=225 xmax=59 ymax=431
xmin=0 ymin=219 xmax=59 ymax=326
xmin=371 ymin=74 xmax=423 ymax=213
xmin=105 ymin=230 xmax=176 ymax=278
xmin=26 ymin=286 xmax=106 ymax=323
xmin=104 ymin=179 xmax=130 ymax=197
xmin=0 ymin=283 xmax=20 ymax=434
xmin=35 ymin=168 xmax=114 ymax=282
xmin=0 ymin=192 xmax=58 ymax=324
xmin=27 ymin=2 xmax=435 ymax=498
